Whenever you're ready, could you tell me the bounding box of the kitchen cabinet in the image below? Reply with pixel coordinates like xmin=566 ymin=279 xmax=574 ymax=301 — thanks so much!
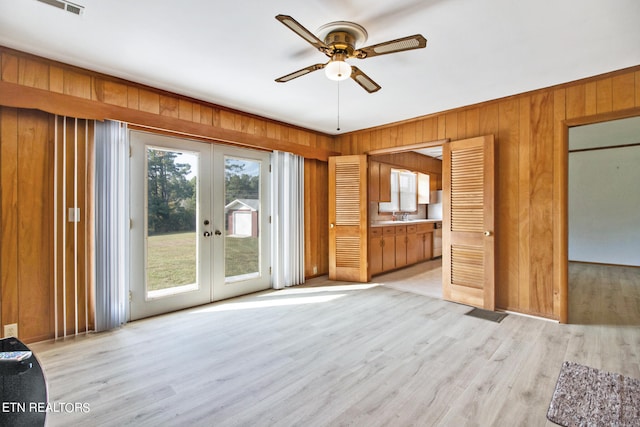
xmin=369 ymin=161 xmax=381 ymax=202
xmin=369 ymin=222 xmax=437 ymax=276
xmin=417 ymin=173 xmax=430 ymax=204
xmin=379 ymin=163 xmax=392 ymax=202
xmin=379 ymin=170 xmax=399 ymax=212
xmin=369 ymin=160 xmax=393 ymax=203
xmin=395 ymin=225 xmax=407 ymax=268
xmin=406 ymin=224 xmax=419 ymax=265
xmin=416 ymin=222 xmax=434 ymax=261
xmin=382 ymin=226 xmax=396 ymax=271
xmin=369 ymin=226 xmax=398 ymax=275
xmin=369 ymin=227 xmax=384 ymax=275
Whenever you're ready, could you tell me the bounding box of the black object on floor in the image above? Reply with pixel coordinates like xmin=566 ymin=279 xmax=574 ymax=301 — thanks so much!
xmin=464 ymin=307 xmax=508 ymax=323
xmin=0 ymin=337 xmax=47 ymax=427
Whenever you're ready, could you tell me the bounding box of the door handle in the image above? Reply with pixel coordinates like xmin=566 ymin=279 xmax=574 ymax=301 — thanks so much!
xmin=214 ymin=230 xmax=222 ymax=236
xmin=484 ymin=230 xmax=492 ymax=236
xmin=204 ymin=231 xmax=212 ymax=237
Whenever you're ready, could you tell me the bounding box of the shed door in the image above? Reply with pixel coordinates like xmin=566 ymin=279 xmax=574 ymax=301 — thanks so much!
xmin=233 ymin=211 xmax=252 ymax=236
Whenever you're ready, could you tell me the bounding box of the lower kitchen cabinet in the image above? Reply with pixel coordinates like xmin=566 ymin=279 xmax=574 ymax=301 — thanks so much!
xmin=369 ymin=226 xmax=397 ymax=275
xmin=395 ymin=226 xmax=407 ymax=268
xmin=406 ymin=225 xmax=419 ymax=265
xmin=370 ymin=222 xmax=436 ymax=276
xmin=416 ymin=222 xmax=434 ymax=262
xmin=382 ymin=226 xmax=396 ymax=271
xmin=370 ymin=227 xmax=384 ymax=276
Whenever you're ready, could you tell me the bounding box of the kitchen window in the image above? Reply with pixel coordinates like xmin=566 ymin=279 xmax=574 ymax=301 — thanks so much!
xmin=379 ymin=169 xmax=417 ymax=213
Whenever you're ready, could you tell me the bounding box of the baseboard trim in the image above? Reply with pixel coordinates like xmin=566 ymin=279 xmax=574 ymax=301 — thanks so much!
xmin=569 ymin=260 xmax=640 ymax=269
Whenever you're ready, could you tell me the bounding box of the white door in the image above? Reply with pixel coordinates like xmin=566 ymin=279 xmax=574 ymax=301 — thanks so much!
xmin=212 ymin=145 xmax=271 ymax=300
xmin=130 ymin=131 xmax=271 ymax=320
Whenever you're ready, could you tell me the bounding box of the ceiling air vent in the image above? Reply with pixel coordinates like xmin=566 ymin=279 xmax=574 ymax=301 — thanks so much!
xmin=35 ymin=0 xmax=84 ymax=16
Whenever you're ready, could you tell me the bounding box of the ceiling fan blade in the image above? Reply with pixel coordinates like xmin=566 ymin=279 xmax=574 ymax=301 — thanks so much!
xmin=276 ymin=15 xmax=331 ymax=55
xmin=275 ymin=63 xmax=326 ymax=83
xmin=350 ymin=66 xmax=381 ymax=93
xmin=354 ymin=34 xmax=427 ymax=59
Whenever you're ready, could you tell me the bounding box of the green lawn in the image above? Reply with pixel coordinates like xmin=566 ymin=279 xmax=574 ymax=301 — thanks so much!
xmin=147 ymin=232 xmax=260 ymax=291
xmin=225 ymin=235 xmax=259 ymax=277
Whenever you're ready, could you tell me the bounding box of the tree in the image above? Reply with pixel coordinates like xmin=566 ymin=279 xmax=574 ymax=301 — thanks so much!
xmin=225 ymin=159 xmax=259 ymax=205
xmin=147 ymin=150 xmax=195 ymax=234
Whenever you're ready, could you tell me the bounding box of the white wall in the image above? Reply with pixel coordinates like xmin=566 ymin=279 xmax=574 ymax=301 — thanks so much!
xmin=568 ymin=117 xmax=640 ymax=266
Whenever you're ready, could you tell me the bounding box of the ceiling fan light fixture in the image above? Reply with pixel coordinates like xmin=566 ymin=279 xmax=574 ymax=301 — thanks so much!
xmin=325 ymin=60 xmax=352 ymax=81
xmin=325 ymin=53 xmax=352 ymax=81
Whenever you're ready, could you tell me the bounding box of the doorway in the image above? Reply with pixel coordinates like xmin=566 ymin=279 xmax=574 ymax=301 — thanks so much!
xmin=368 ymin=144 xmax=444 ymax=299
xmin=567 ymin=116 xmax=640 ymax=324
xmin=129 ymin=131 xmax=271 ymax=320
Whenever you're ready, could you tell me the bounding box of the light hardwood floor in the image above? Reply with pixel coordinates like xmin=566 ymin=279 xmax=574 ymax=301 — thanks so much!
xmin=31 ymin=262 xmax=640 ymax=426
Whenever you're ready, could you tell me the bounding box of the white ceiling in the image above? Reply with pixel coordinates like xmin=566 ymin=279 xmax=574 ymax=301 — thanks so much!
xmin=1 ymin=0 xmax=639 ymax=135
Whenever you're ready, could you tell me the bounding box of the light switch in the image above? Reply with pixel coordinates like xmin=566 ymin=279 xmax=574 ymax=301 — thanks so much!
xmin=68 ymin=207 xmax=81 ymax=223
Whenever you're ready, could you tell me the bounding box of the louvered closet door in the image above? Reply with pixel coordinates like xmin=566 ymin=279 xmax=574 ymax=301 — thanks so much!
xmin=442 ymin=135 xmax=496 ymax=310
xmin=329 ymin=155 xmax=369 ymax=282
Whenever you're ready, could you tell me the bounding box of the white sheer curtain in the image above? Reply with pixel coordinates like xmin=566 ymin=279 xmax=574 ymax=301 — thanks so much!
xmin=94 ymin=120 xmax=129 ymax=331
xmin=271 ymin=151 xmax=305 ymax=289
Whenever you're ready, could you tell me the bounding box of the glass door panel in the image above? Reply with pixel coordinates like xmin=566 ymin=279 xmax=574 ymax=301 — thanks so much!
xmin=146 ymin=148 xmax=199 ymax=298
xmin=224 ymin=157 xmax=261 ymax=282
xmin=212 ymin=147 xmax=271 ymax=301
xmin=130 ymin=131 xmax=212 ymax=321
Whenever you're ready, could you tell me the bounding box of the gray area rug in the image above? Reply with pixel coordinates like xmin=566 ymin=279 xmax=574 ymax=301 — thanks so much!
xmin=547 ymin=361 xmax=640 ymax=426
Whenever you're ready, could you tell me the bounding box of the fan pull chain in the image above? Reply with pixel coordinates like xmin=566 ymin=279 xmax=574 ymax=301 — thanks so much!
xmin=336 ymin=81 xmax=341 ymax=131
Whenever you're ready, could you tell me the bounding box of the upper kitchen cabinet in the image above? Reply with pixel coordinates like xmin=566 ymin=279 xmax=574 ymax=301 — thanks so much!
xmin=417 ymin=172 xmax=430 ymax=204
xmin=379 ymin=169 xmax=400 ymax=212
xmin=369 ymin=160 xmax=392 ymax=203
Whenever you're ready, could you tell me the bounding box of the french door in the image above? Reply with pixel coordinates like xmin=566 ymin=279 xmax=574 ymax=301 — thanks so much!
xmin=129 ymin=131 xmax=271 ymax=320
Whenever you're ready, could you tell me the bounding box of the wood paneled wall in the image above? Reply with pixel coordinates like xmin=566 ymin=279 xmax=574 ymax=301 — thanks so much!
xmin=0 ymin=47 xmax=336 ymax=161
xmin=0 ymin=109 xmax=93 ymax=343
xmin=304 ymin=159 xmax=329 ymax=278
xmin=337 ymin=66 xmax=640 ymax=320
xmin=371 ymin=151 xmax=442 ymax=190
xmin=0 ymin=47 xmax=334 ymax=342
xmin=1 ymin=108 xmax=53 ymax=343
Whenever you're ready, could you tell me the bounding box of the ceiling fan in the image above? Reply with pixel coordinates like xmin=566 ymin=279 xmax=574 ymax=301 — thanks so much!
xmin=275 ymin=14 xmax=427 ymax=93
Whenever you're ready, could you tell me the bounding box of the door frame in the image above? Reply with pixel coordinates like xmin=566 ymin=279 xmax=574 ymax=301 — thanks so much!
xmin=558 ymin=108 xmax=640 ymax=323
xmin=128 ymin=131 xmax=272 ymax=320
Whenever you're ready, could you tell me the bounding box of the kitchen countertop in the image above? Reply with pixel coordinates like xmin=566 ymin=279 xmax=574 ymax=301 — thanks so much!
xmin=371 ymin=219 xmax=442 ymax=227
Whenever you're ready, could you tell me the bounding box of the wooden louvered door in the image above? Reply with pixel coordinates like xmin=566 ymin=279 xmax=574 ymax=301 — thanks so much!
xmin=329 ymin=155 xmax=369 ymax=282
xmin=442 ymin=135 xmax=496 ymax=310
